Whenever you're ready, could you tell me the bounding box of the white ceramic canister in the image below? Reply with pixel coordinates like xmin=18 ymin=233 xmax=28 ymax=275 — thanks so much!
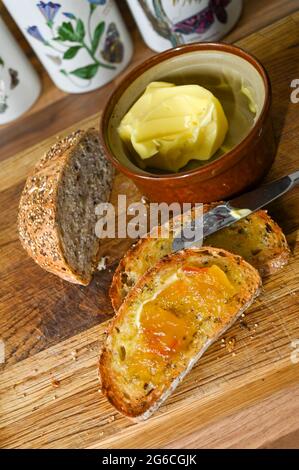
xmin=0 ymin=16 xmax=41 ymax=125
xmin=126 ymin=0 xmax=243 ymax=52
xmin=3 ymin=0 xmax=133 ymax=94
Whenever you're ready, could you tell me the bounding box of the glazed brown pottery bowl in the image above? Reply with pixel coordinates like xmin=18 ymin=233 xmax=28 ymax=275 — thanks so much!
xmin=100 ymin=43 xmax=276 ymax=204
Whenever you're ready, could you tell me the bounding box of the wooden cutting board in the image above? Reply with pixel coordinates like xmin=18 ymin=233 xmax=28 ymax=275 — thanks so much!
xmin=1 ymin=12 xmax=299 ymax=449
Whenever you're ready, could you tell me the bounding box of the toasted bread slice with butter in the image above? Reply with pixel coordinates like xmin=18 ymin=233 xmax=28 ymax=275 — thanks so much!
xmin=100 ymin=247 xmax=261 ymax=420
xmin=110 ymin=207 xmax=289 ymax=311
xmin=204 ymin=210 xmax=290 ymax=277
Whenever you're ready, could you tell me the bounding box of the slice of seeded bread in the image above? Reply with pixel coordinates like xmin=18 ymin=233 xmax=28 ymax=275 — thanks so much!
xmin=18 ymin=128 xmax=114 ymax=285
xmin=110 ymin=207 xmax=289 ymax=311
xmin=100 ymin=247 xmax=262 ymax=420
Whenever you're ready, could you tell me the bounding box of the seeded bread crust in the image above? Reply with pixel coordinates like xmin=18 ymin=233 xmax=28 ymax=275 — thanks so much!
xmin=18 ymin=128 xmax=114 ymax=285
xmin=110 ymin=206 xmax=289 ymax=311
xmin=100 ymin=247 xmax=262 ymax=420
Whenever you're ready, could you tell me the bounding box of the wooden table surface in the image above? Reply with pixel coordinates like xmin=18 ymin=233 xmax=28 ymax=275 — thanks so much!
xmin=1 ymin=0 xmax=299 ymax=449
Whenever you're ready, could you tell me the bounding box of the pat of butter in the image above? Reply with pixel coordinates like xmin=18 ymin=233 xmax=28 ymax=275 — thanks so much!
xmin=230 ymin=208 xmax=251 ymax=220
xmin=118 ymin=81 xmax=229 ymax=172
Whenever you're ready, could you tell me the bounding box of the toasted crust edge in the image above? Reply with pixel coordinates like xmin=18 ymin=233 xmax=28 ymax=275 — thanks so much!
xmin=251 ymin=213 xmax=290 ymax=277
xmin=100 ymin=247 xmax=262 ymax=420
xmin=109 ymin=239 xmax=143 ymax=310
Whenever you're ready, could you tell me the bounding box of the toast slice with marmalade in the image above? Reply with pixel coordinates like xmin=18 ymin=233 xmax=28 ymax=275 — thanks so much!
xmin=100 ymin=247 xmax=261 ymax=420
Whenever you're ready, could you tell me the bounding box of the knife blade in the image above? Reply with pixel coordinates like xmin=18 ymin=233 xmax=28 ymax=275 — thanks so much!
xmin=172 ymin=170 xmax=299 ymax=252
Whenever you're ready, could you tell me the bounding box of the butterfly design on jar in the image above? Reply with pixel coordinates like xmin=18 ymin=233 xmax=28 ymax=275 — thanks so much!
xmin=101 ymin=23 xmax=124 ymax=63
xmin=173 ymin=0 xmax=232 ymax=35
xmin=0 ymin=56 xmax=20 ymax=114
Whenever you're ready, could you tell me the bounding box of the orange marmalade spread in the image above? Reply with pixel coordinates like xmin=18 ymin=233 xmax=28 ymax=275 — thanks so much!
xmin=139 ymin=265 xmax=236 ymax=359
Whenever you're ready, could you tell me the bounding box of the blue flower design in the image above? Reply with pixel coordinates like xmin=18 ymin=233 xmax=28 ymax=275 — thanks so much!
xmin=63 ymin=12 xmax=76 ymax=20
xmin=27 ymin=0 xmax=117 ymax=87
xmin=27 ymin=26 xmax=48 ymax=44
xmin=37 ymin=2 xmax=61 ymax=26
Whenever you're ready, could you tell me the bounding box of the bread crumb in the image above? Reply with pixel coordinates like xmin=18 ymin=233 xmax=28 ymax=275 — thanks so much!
xmin=71 ymin=350 xmax=77 ymax=360
xmin=97 ymin=256 xmax=108 ymax=271
xmin=108 ymin=415 xmax=115 ymax=423
xmin=226 ymin=337 xmax=236 ymax=353
xmin=51 ymin=379 xmax=61 ymax=388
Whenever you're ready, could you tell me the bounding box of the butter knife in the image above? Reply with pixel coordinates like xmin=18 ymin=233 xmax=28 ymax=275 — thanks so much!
xmin=172 ymin=170 xmax=299 ymax=252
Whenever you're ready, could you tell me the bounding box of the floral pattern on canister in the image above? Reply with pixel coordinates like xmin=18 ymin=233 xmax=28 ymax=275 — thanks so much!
xmin=137 ymin=0 xmax=232 ymax=47
xmin=0 ymin=56 xmax=20 ymax=114
xmin=26 ymin=0 xmax=125 ymax=85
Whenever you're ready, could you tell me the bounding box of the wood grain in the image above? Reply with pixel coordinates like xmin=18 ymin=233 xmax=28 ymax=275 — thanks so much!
xmin=164 ymin=383 xmax=299 ymax=449
xmin=0 ymin=8 xmax=299 ymax=450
